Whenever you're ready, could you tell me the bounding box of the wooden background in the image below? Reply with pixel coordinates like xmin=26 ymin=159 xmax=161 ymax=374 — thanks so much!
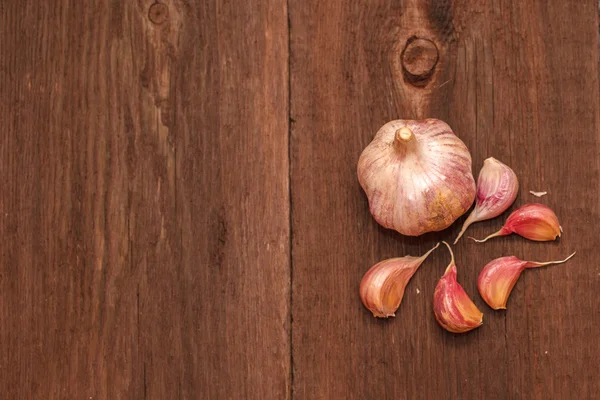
xmin=1 ymin=0 xmax=599 ymax=399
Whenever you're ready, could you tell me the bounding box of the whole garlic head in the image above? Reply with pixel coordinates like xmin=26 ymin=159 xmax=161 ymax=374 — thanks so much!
xmin=357 ymin=119 xmax=476 ymax=236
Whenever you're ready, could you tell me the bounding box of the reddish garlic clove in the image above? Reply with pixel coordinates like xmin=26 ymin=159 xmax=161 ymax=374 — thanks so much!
xmin=433 ymin=242 xmax=483 ymax=333
xmin=454 ymin=157 xmax=518 ymax=244
xmin=360 ymin=243 xmax=439 ymax=318
xmin=478 ymin=252 xmax=576 ymax=310
xmin=469 ymin=203 xmax=562 ymax=243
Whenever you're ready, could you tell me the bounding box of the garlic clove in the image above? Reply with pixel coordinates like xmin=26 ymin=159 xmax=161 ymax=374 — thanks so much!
xmin=357 ymin=119 xmax=476 ymax=236
xmin=478 ymin=252 xmax=576 ymax=310
xmin=433 ymin=242 xmax=483 ymax=333
xmin=360 ymin=243 xmax=440 ymax=318
xmin=477 ymin=256 xmax=528 ymax=310
xmin=469 ymin=203 xmax=562 ymax=243
xmin=454 ymin=157 xmax=518 ymax=244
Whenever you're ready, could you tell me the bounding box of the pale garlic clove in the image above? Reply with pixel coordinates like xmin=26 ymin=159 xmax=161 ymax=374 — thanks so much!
xmin=478 ymin=252 xmax=576 ymax=310
xmin=360 ymin=243 xmax=440 ymax=318
xmin=433 ymin=242 xmax=483 ymax=333
xmin=469 ymin=203 xmax=562 ymax=243
xmin=454 ymin=157 xmax=518 ymax=244
xmin=357 ymin=119 xmax=476 ymax=236
xmin=478 ymin=257 xmax=528 ymax=310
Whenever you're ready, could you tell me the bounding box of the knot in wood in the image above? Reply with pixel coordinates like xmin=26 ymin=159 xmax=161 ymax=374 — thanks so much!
xmin=401 ymin=37 xmax=439 ymax=87
xmin=148 ymin=3 xmax=169 ymax=25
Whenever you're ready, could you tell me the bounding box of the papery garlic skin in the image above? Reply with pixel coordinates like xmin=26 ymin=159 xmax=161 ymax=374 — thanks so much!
xmin=470 ymin=203 xmax=562 ymax=243
xmin=454 ymin=157 xmax=518 ymax=244
xmin=529 ymin=191 xmax=547 ymax=197
xmin=478 ymin=252 xmax=576 ymax=310
xmin=433 ymin=242 xmax=483 ymax=333
xmin=357 ymin=119 xmax=476 ymax=236
xmin=478 ymin=256 xmax=528 ymax=310
xmin=360 ymin=243 xmax=439 ymax=318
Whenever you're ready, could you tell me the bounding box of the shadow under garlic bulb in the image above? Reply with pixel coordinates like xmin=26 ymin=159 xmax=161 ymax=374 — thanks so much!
xmin=358 ymin=119 xmax=476 ymax=236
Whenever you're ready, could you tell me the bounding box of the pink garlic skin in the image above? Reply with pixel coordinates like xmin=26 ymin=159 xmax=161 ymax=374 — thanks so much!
xmin=359 ymin=244 xmax=438 ymax=318
xmin=470 ymin=203 xmax=562 ymax=243
xmin=454 ymin=157 xmax=518 ymax=243
xmin=478 ymin=252 xmax=576 ymax=309
xmin=434 ymin=264 xmax=484 ymax=333
xmin=473 ymin=158 xmax=518 ymax=220
xmin=477 ymin=256 xmax=529 ymax=310
xmin=499 ymin=203 xmax=561 ymax=241
xmin=433 ymin=242 xmax=483 ymax=333
xmin=357 ymin=119 xmax=475 ymax=236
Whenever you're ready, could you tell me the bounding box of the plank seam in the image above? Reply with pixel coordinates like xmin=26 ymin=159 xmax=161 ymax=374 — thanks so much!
xmin=287 ymin=1 xmax=294 ymax=399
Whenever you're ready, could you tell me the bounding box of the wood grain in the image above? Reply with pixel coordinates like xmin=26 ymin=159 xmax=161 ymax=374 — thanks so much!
xmin=290 ymin=0 xmax=600 ymax=399
xmin=0 ymin=1 xmax=289 ymax=399
xmin=1 ymin=0 xmax=599 ymax=398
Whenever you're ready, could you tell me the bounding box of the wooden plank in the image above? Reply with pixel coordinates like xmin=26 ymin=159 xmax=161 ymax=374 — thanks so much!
xmin=290 ymin=0 xmax=600 ymax=398
xmin=0 ymin=2 xmax=142 ymax=397
xmin=0 ymin=1 xmax=290 ymax=398
xmin=176 ymin=0 xmax=291 ymax=398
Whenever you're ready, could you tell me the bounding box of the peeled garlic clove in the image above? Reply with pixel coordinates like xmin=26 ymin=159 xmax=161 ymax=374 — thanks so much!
xmin=470 ymin=203 xmax=562 ymax=243
xmin=433 ymin=242 xmax=483 ymax=333
xmin=454 ymin=157 xmax=518 ymax=244
xmin=478 ymin=252 xmax=576 ymax=310
xmin=360 ymin=243 xmax=439 ymax=318
xmin=357 ymin=119 xmax=476 ymax=236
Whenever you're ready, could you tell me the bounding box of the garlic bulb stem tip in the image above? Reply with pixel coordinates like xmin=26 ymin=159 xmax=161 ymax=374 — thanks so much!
xmin=395 ymin=127 xmax=414 ymax=143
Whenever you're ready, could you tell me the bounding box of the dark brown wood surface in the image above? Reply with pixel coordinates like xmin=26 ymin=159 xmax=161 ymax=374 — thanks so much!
xmin=0 ymin=1 xmax=290 ymax=398
xmin=1 ymin=1 xmax=598 ymax=399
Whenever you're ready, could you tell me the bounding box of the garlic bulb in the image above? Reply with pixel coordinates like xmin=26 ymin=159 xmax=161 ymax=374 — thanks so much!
xmin=454 ymin=157 xmax=518 ymax=244
xmin=357 ymin=119 xmax=476 ymax=236
xmin=359 ymin=243 xmax=439 ymax=318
